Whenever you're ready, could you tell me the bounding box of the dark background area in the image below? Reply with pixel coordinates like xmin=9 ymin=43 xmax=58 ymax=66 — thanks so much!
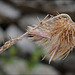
xmin=0 ymin=0 xmax=75 ymax=75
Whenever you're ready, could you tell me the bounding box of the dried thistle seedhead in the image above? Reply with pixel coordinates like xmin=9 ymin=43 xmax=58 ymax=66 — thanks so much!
xmin=27 ymin=14 xmax=75 ymax=63
xmin=0 ymin=14 xmax=75 ymax=64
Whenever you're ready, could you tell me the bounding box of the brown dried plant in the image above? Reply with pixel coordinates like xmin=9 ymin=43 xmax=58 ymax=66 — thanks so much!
xmin=0 ymin=14 xmax=75 ymax=64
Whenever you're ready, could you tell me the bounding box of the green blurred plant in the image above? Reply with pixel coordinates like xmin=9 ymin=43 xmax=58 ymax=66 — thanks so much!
xmin=0 ymin=46 xmax=17 ymax=64
xmin=8 ymin=46 xmax=17 ymax=57
xmin=26 ymin=46 xmax=42 ymax=69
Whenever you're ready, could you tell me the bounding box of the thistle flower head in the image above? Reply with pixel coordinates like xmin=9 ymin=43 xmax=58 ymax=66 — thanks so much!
xmin=0 ymin=13 xmax=75 ymax=64
xmin=27 ymin=14 xmax=75 ymax=64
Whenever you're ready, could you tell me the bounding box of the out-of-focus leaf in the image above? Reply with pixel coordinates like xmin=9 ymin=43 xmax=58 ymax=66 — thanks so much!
xmin=27 ymin=46 xmax=42 ymax=69
xmin=8 ymin=46 xmax=17 ymax=57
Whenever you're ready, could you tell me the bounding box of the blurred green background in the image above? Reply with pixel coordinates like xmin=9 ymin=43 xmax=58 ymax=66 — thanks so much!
xmin=0 ymin=0 xmax=75 ymax=75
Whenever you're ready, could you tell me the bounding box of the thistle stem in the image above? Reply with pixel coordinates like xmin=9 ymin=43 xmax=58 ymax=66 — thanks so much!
xmin=0 ymin=21 xmax=45 ymax=53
